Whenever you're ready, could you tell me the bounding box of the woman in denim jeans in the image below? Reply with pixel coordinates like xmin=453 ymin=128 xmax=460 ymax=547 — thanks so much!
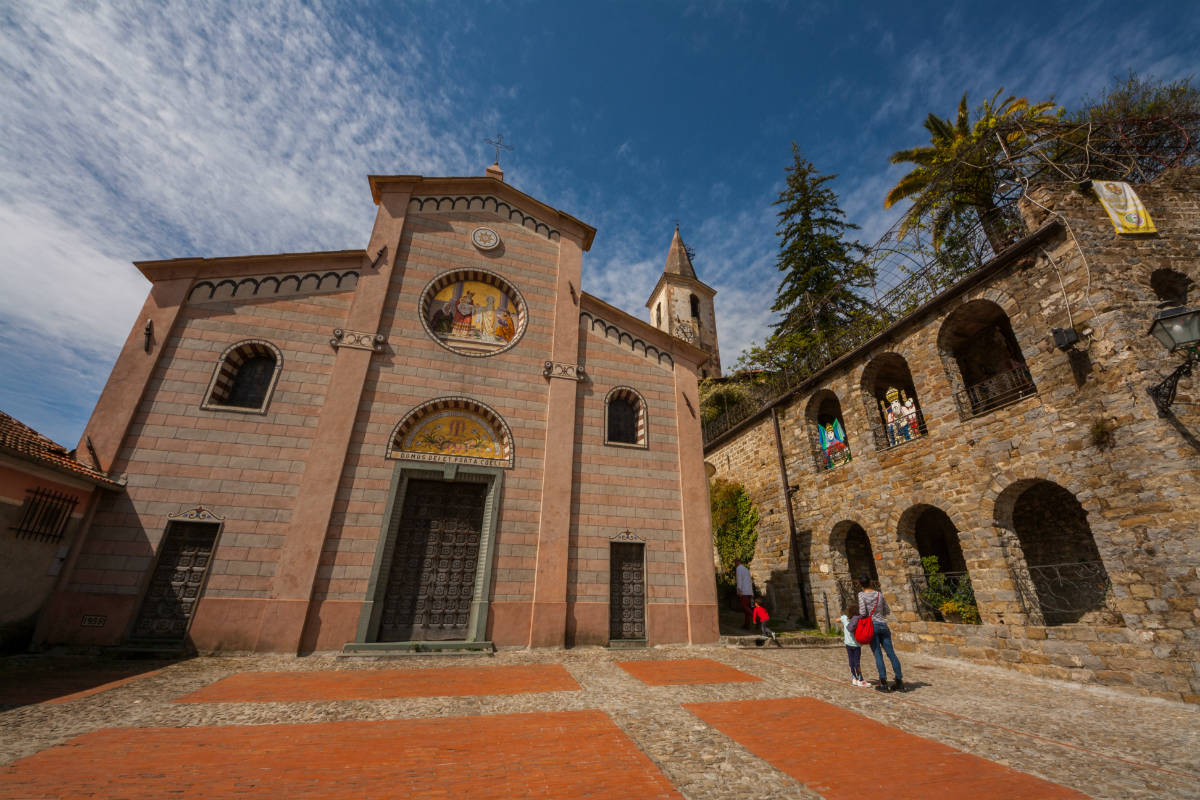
xmin=858 ymin=575 xmax=904 ymax=692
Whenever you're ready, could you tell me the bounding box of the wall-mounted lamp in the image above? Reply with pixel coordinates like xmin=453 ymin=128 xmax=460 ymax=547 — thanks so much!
xmin=143 ymin=319 xmax=153 ymax=352
xmin=1051 ymin=327 xmax=1079 ymax=351
xmin=1147 ymin=306 xmax=1200 ymax=416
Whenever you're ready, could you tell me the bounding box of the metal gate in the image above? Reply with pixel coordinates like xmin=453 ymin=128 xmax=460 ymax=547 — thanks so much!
xmin=378 ymin=479 xmax=486 ymax=642
xmin=131 ymin=521 xmax=220 ymax=640
xmin=609 ymin=542 xmax=646 ymax=641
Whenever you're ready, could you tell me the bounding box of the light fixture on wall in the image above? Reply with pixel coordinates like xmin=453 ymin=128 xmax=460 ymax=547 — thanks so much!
xmin=1147 ymin=306 xmax=1200 ymax=416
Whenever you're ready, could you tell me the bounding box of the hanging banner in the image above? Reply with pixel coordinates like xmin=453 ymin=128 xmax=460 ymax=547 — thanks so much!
xmin=1092 ymin=180 xmax=1157 ymax=234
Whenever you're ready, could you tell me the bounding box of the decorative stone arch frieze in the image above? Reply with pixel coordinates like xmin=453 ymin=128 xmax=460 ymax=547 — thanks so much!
xmin=418 ymin=268 xmax=528 ymax=358
xmin=612 ymin=529 xmax=645 ymax=543
xmin=188 ymin=270 xmax=359 ymax=304
xmin=407 ymin=195 xmax=561 ymax=242
xmin=201 ymin=339 xmax=284 ymax=414
xmin=579 ymin=311 xmax=674 ymax=369
xmin=387 ymin=396 xmax=515 ymax=469
xmin=603 ymin=386 xmax=649 ymax=448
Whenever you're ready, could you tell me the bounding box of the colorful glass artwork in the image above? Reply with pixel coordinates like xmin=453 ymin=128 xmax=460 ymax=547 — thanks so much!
xmin=401 ymin=411 xmax=504 ymax=460
xmin=878 ymin=387 xmax=922 ymax=447
xmin=818 ymin=417 xmax=851 ymax=469
xmin=426 ymin=279 xmax=520 ymax=355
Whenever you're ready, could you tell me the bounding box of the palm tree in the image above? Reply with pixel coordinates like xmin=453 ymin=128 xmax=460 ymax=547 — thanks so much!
xmin=885 ymin=90 xmax=1057 ymax=254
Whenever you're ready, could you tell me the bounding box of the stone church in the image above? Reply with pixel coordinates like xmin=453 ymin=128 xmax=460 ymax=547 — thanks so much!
xmin=34 ymin=162 xmax=721 ymax=653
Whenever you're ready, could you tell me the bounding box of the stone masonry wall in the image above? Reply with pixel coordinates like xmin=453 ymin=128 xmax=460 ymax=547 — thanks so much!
xmin=708 ymin=169 xmax=1200 ymax=703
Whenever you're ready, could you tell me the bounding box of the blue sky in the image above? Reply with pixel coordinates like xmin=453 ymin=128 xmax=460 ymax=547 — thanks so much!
xmin=1 ymin=0 xmax=1197 ymax=448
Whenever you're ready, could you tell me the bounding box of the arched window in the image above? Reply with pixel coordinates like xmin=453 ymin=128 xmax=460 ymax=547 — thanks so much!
xmin=690 ymin=294 xmax=700 ymax=319
xmin=937 ymin=299 xmax=1035 ymax=418
xmin=202 ymin=340 xmax=283 ymax=413
xmin=604 ymin=387 xmax=647 ymax=447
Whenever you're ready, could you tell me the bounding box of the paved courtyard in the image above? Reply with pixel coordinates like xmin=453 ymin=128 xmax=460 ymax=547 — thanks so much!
xmin=1 ymin=644 xmax=1197 ymax=799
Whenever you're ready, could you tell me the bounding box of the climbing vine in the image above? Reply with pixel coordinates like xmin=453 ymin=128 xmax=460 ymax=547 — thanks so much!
xmin=710 ymin=478 xmax=759 ymax=574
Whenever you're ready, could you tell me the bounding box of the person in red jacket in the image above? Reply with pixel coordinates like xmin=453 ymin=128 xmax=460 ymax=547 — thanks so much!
xmin=751 ymin=599 xmax=779 ymax=645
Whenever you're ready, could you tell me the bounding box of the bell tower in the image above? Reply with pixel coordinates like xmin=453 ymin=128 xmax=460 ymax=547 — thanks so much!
xmin=645 ymin=226 xmax=721 ymax=377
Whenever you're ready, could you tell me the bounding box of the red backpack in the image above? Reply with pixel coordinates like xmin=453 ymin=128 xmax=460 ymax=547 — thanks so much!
xmin=854 ymin=593 xmax=881 ymax=644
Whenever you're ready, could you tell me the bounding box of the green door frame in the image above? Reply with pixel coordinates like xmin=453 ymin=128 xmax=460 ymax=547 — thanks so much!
xmin=351 ymin=461 xmax=504 ymax=647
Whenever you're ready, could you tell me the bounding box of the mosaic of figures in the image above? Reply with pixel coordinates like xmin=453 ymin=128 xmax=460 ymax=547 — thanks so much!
xmin=427 ymin=279 xmax=518 ymax=354
xmin=400 ymin=410 xmax=505 ymax=461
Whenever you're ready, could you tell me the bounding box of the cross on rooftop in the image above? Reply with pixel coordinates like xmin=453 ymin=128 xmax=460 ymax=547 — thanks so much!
xmin=485 ymin=134 xmax=514 ymax=165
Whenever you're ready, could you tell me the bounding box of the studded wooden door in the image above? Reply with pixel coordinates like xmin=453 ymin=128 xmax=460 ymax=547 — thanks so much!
xmin=131 ymin=521 xmax=220 ymax=640
xmin=609 ymin=542 xmax=646 ymax=640
xmin=378 ymin=479 xmax=486 ymax=642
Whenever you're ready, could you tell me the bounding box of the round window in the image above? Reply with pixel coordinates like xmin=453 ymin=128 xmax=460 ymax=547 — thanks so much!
xmin=419 ymin=269 xmax=527 ymax=357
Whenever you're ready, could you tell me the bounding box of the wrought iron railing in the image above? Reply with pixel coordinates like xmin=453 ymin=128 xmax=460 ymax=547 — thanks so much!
xmin=909 ymin=570 xmax=977 ymax=623
xmin=1012 ymin=561 xmax=1114 ymax=626
xmin=873 ymin=409 xmax=928 ymax=451
xmin=955 ymin=365 xmax=1036 ymax=417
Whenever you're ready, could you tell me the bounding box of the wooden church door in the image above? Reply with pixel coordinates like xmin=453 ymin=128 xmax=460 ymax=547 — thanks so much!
xmin=609 ymin=542 xmax=646 ymax=641
xmin=131 ymin=521 xmax=219 ymax=641
xmin=378 ymin=479 xmax=486 ymax=642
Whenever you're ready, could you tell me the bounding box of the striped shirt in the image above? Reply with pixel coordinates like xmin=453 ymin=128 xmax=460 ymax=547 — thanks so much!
xmin=858 ymin=590 xmax=889 ymax=622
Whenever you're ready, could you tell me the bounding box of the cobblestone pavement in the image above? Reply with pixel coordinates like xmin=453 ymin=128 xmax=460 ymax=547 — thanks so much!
xmin=1 ymin=644 xmax=1197 ymax=799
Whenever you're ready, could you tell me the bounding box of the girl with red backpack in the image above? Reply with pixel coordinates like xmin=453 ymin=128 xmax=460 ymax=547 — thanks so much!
xmin=858 ymin=575 xmax=904 ymax=692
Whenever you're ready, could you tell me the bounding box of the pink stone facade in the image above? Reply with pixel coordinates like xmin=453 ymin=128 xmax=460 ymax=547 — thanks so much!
xmin=38 ymin=171 xmax=718 ymax=652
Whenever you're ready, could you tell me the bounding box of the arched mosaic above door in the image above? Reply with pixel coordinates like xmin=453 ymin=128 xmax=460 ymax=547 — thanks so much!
xmin=419 ymin=268 xmax=527 ymax=357
xmin=388 ymin=397 xmax=515 ymax=468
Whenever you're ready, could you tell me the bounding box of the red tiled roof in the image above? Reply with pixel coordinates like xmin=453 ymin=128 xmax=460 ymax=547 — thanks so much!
xmin=0 ymin=410 xmax=122 ymax=489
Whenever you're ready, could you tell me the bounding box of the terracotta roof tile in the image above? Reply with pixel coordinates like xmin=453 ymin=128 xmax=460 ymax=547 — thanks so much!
xmin=0 ymin=410 xmax=121 ymax=488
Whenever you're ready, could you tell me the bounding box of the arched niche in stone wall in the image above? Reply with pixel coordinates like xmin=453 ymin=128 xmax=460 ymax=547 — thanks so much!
xmin=804 ymin=390 xmax=852 ymax=472
xmin=936 ymin=299 xmax=1036 ymax=419
xmin=828 ymin=520 xmax=878 ymax=611
xmin=896 ymin=504 xmax=972 ymax=622
xmin=992 ymin=479 xmax=1116 ymax=627
xmin=859 ymin=353 xmax=926 ymax=451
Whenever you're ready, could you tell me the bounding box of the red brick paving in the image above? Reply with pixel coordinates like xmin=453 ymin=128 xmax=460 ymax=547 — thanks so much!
xmin=617 ymin=657 xmax=762 ymax=686
xmin=176 ymin=664 xmax=580 ymax=703
xmin=685 ymin=697 xmax=1089 ymax=799
xmin=0 ymin=666 xmax=165 ymax=707
xmin=0 ymin=710 xmax=683 ymax=800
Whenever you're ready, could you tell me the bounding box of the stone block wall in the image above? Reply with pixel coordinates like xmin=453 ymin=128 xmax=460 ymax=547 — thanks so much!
xmin=707 ymin=170 xmax=1200 ymax=703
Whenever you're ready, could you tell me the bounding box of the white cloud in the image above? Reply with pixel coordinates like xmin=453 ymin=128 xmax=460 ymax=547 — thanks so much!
xmin=0 ymin=0 xmax=470 ymax=443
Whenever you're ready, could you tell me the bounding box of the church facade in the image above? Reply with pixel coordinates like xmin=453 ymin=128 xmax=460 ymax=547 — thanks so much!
xmin=35 ymin=164 xmax=720 ymax=653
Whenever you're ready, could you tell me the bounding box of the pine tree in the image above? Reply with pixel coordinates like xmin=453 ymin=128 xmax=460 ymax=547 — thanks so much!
xmin=744 ymin=145 xmax=870 ymax=370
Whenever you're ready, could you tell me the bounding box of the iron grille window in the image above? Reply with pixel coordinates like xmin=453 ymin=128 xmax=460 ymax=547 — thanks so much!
xmin=225 ymin=355 xmax=275 ymax=408
xmin=607 ymin=398 xmax=638 ymax=444
xmin=11 ymin=488 xmax=77 ymax=542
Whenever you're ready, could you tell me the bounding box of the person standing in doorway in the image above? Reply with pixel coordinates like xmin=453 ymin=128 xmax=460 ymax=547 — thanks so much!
xmin=735 ymin=558 xmax=754 ymax=629
xmin=858 ymin=575 xmax=904 ymax=692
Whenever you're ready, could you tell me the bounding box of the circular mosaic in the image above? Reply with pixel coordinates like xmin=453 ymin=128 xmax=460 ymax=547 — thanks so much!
xmin=471 ymin=226 xmax=500 ymax=250
xmin=419 ymin=268 xmax=527 ymax=357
